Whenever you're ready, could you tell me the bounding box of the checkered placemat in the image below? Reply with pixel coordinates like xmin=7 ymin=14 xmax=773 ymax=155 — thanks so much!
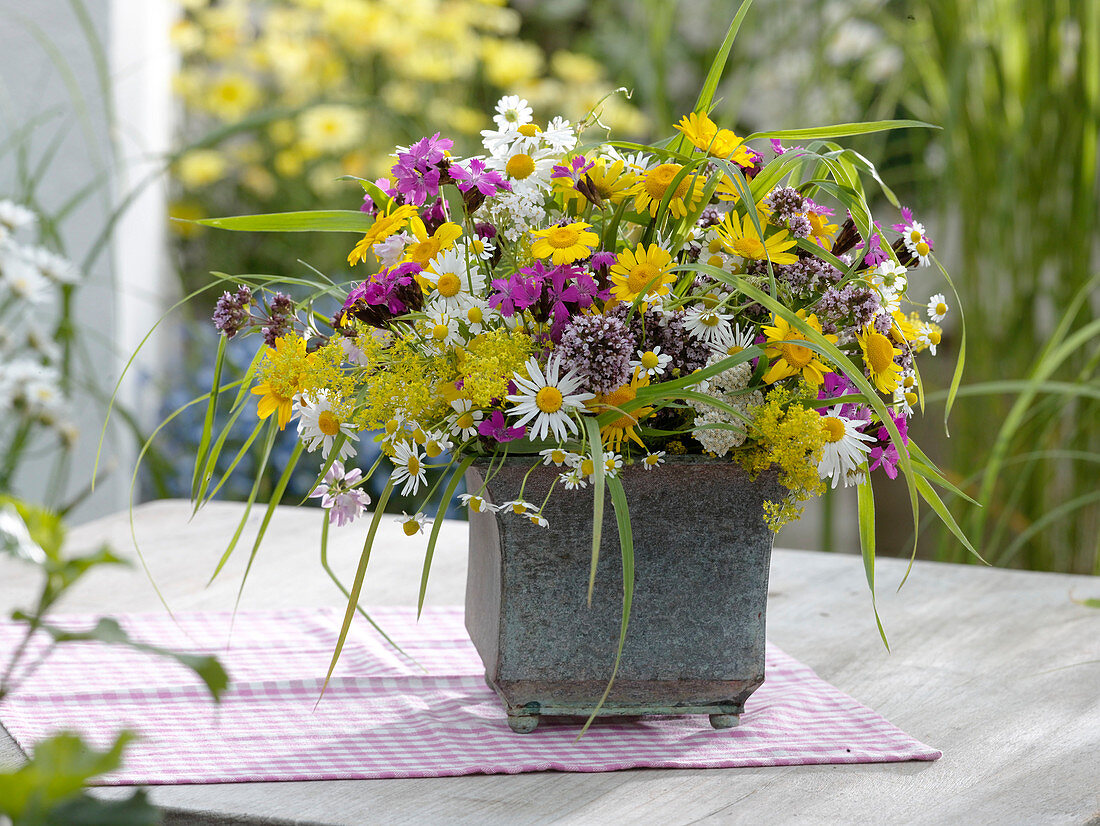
xmin=0 ymin=607 xmax=940 ymax=784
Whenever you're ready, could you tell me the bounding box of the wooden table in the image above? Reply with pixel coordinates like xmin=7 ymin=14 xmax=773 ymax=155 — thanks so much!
xmin=2 ymin=500 xmax=1098 ymax=825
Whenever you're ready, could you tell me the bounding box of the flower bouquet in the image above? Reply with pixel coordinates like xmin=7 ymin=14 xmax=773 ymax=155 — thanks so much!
xmin=179 ymin=16 xmax=977 ymax=728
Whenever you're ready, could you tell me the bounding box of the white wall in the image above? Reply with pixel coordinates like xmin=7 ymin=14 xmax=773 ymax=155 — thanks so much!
xmin=0 ymin=0 xmax=173 ymax=524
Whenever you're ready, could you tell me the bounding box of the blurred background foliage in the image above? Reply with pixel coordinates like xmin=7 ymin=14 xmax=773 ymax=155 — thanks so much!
xmin=163 ymin=0 xmax=1099 ymax=575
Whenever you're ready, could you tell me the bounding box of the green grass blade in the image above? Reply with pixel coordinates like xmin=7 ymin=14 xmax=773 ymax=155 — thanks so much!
xmin=418 ymin=454 xmax=477 ymax=618
xmin=318 ymin=480 xmax=394 ymax=703
xmin=745 ymin=119 xmax=940 ymax=142
xmin=582 ymin=415 xmax=606 ymax=606
xmin=577 ymin=474 xmax=635 ymax=738
xmin=192 ymin=335 xmax=226 ymax=501
xmin=692 ymin=0 xmax=755 ymax=115
xmin=913 ymin=475 xmax=987 ymax=568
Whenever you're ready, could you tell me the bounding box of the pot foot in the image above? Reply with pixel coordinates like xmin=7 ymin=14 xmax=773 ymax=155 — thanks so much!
xmin=709 ymin=713 xmax=740 ymax=729
xmin=507 ymin=711 xmax=539 ymax=734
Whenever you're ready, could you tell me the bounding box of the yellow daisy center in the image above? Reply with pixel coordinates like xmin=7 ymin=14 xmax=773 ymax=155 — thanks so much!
xmin=644 ymin=454 xmax=660 ymax=466
xmin=910 ymin=229 xmax=922 ymax=243
xmin=432 ymin=323 xmax=450 ymax=341
xmin=580 ymin=458 xmax=594 ymax=476
xmin=929 ymin=329 xmax=942 ymax=345
xmin=436 ymin=273 xmax=462 ymax=297
xmin=467 ymin=306 xmax=483 ymax=324
xmin=535 ymin=386 xmax=564 ymax=413
xmin=406 ymin=455 xmax=421 ymax=475
xmin=822 ymin=416 xmax=846 ymax=443
xmin=644 ymin=163 xmax=688 ymax=201
xmin=903 ymin=375 xmax=917 ymax=389
xmin=411 ymin=428 xmax=426 ymax=443
xmin=402 ymin=519 xmax=420 ymax=536
xmin=506 ymin=153 xmax=536 ymax=179
xmin=551 ymin=449 xmax=566 ymax=463
xmin=701 ymin=313 xmax=722 ymax=328
xmin=640 ymin=351 xmax=660 ymax=370
xmin=385 ymin=418 xmax=401 ymax=434
xmin=727 ymin=345 xmax=744 ymax=355
xmin=425 ymin=440 xmax=443 ymax=458
xmin=935 ymin=302 xmax=947 ymax=315
xmin=915 ymin=241 xmax=930 ymax=257
xmin=546 ymin=226 xmax=580 ymax=249
xmin=707 ymin=254 xmax=724 ymax=267
xmin=865 ymin=332 xmax=896 ymax=374
xmin=517 ymin=123 xmax=540 ymax=137
xmin=627 ymin=263 xmax=660 ymax=295
xmin=511 ymin=502 xmax=526 ymax=514
xmin=904 ymin=391 xmax=918 ymax=405
xmin=780 ymin=337 xmax=813 ymax=369
xmin=317 ymin=410 xmax=341 ymax=437
xmin=469 ymin=497 xmax=484 ymax=512
xmin=732 ymin=237 xmax=766 ymax=259
xmin=456 ymin=412 xmax=474 ymax=429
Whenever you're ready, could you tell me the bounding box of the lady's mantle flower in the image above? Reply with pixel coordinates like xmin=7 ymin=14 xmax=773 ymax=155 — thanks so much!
xmin=309 ymin=461 xmax=371 ymax=527
xmin=817 ymin=407 xmax=875 ymax=489
xmin=506 ymin=355 xmax=594 ymax=442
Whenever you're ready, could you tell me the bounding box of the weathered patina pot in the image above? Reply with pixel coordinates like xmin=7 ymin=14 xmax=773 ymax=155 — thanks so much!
xmin=464 ymin=455 xmax=784 ymax=733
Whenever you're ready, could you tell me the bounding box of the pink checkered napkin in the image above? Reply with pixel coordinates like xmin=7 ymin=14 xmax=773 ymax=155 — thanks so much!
xmin=0 ymin=608 xmax=940 ymax=784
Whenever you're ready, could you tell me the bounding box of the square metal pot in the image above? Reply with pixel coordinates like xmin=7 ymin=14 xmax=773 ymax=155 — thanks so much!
xmin=464 ymin=456 xmax=784 ymax=733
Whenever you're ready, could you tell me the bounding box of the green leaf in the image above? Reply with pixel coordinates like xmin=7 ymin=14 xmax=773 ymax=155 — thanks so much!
xmin=0 ymin=497 xmax=66 ymax=562
xmin=745 ymin=119 xmax=940 ymax=142
xmin=191 ymin=334 xmax=226 ymax=502
xmin=913 ymin=476 xmax=987 ymax=566
xmin=195 ymin=210 xmax=373 ymax=233
xmin=857 ymin=480 xmax=888 ymax=649
xmin=29 ymin=617 xmax=228 ymax=701
xmin=418 ymin=455 xmax=477 ymax=617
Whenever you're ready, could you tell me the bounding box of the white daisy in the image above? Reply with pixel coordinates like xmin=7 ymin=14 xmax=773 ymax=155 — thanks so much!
xmin=492 ymin=95 xmax=533 ymax=131
xmin=422 ymin=311 xmax=464 ymax=350
xmin=718 ymin=322 xmax=756 ymax=357
xmin=817 ymin=407 xmax=875 ymax=489
xmin=683 ymin=305 xmax=734 ymax=348
xmin=27 ymin=247 xmax=79 ymax=284
xmin=423 ymin=245 xmax=484 ymax=312
xmin=422 ymin=429 xmax=453 ymax=459
xmin=466 ymin=236 xmax=496 ymax=262
xmin=539 ymin=447 xmax=577 ymax=467
xmin=926 ymin=293 xmax=949 ymax=323
xmin=458 ymin=493 xmax=497 ymax=514
xmin=900 ymin=219 xmax=927 ymax=254
xmin=389 ymin=440 xmax=427 ymax=496
xmin=296 ymin=393 xmax=359 ymax=461
xmin=0 ymin=252 xmax=50 ymax=304
xmin=631 ymin=346 xmax=672 ymax=378
xmin=446 ymin=399 xmax=483 ymax=440
xmin=398 ymin=511 xmax=430 ymax=536
xmin=462 ymin=299 xmax=490 ymax=335
xmin=871 ymin=260 xmax=908 ymax=297
xmin=540 ymin=116 xmax=578 ymax=153
xmin=603 ymin=452 xmax=623 ymax=477
xmin=560 ymin=468 xmax=587 ymax=490
xmin=0 ymin=200 xmax=36 ymax=239
xmin=506 ymin=355 xmax=595 ymax=442
xmin=525 ymin=511 xmax=550 ymax=528
xmin=501 ymin=499 xmax=537 ymax=517
xmin=642 ymin=451 xmax=666 ymax=470
xmin=485 ymin=145 xmax=558 ymax=197
xmin=893 ymin=386 xmax=915 ymax=417
xmin=916 ymin=324 xmax=941 ymax=356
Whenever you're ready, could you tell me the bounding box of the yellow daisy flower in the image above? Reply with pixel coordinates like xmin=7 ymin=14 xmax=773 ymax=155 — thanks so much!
xmin=347 ymin=203 xmax=418 ymax=266
xmin=591 ymin=369 xmax=653 ymax=451
xmin=530 ymin=221 xmax=599 ymax=265
xmin=555 ymin=157 xmax=634 ymax=210
xmin=762 ymin=310 xmax=836 ymax=387
xmin=716 ymin=210 xmax=799 ymax=265
xmin=674 ymin=112 xmax=755 ymax=165
xmin=609 ymin=244 xmax=676 ymax=304
xmin=857 ymin=325 xmax=904 ymax=394
xmin=629 ymin=162 xmax=705 ymax=219
xmin=404 ymin=218 xmax=463 ymax=267
xmin=806 ymin=208 xmax=838 ymax=248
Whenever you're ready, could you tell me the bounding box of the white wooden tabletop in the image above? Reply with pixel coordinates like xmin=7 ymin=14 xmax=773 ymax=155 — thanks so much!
xmin=2 ymin=500 xmax=1098 ymax=826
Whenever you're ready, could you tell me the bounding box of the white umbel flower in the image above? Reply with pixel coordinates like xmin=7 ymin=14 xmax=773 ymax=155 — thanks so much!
xmin=506 ymin=355 xmax=594 ymax=442
xmin=817 ymin=407 xmax=875 ymax=489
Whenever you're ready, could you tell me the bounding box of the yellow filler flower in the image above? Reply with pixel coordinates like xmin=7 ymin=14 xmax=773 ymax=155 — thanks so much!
xmin=530 ymin=221 xmax=599 ymax=266
xmin=762 ymin=310 xmax=836 ymax=387
xmin=251 ymin=334 xmax=314 ymax=430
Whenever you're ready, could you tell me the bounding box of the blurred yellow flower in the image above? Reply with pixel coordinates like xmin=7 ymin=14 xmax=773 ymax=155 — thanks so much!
xmin=551 ymin=51 xmax=602 ymax=85
xmin=299 ymin=105 xmax=367 ymax=154
xmin=207 ymin=73 xmax=261 ymax=121
xmin=481 ymin=40 xmax=544 ymax=88
xmin=176 ymin=149 xmax=227 ymax=187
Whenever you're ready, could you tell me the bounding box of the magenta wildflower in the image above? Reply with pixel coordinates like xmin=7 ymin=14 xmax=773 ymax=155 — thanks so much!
xmin=550 ymin=155 xmax=593 ymax=183
xmin=391 ymin=133 xmax=454 ymax=205
xmin=589 ymin=250 xmax=617 ymax=271
xmin=770 ymin=139 xmax=787 ymax=155
xmin=488 ymin=272 xmax=541 ymax=316
xmin=450 ymin=158 xmax=509 ymax=196
xmin=478 ymin=410 xmax=525 ymax=442
xmin=890 ymin=206 xmax=915 ymax=234
xmin=867 ymin=413 xmax=909 ymax=479
xmin=816 ymin=373 xmax=872 ymax=423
